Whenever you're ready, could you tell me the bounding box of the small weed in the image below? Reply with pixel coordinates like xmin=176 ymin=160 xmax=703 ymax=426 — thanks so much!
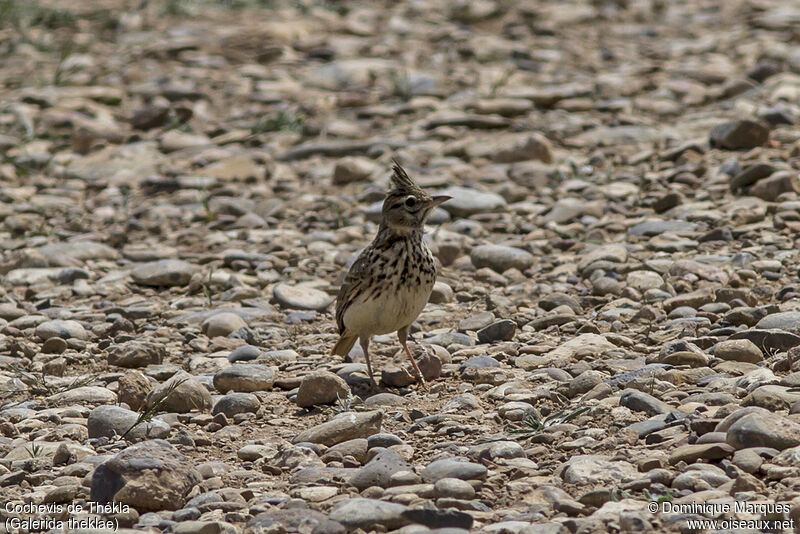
xmin=220 ymin=0 xmax=275 ymax=8
xmin=334 ymin=391 xmax=355 ymax=413
xmin=25 ymin=442 xmax=42 ymax=458
xmin=610 ymin=489 xmax=631 ymax=501
xmin=251 ymin=109 xmax=304 ymax=135
xmin=0 ymin=0 xmax=75 ymax=30
xmin=389 ymin=70 xmax=412 ymax=101
xmin=643 ymin=488 xmax=673 ymax=503
xmin=508 ymin=405 xmax=591 ymax=439
xmin=59 ymin=373 xmax=98 ymax=393
xmin=2 ymin=363 xmax=96 ymax=396
xmin=0 ymin=0 xmax=76 ymax=50
xmin=52 ymin=41 xmax=75 ymax=85
xmin=203 ymin=269 xmax=214 ymax=308
xmin=119 ymin=378 xmax=188 ymax=441
xmin=321 ymin=391 xmax=356 ymax=417
xmin=161 ymin=0 xmax=194 ymax=17
xmin=202 ymin=195 xmax=216 ymax=222
xmin=488 ymin=68 xmax=513 ymax=98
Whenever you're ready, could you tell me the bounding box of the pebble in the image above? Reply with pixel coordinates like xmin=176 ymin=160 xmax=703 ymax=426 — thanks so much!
xmin=295 ymin=371 xmax=350 ymax=407
xmin=434 ymin=477 xmax=476 ymax=499
xmin=332 ymin=157 xmax=377 ymax=184
xmin=87 ymin=405 xmax=169 ymax=441
xmin=559 ymin=455 xmax=639 ymax=485
xmin=42 ymin=336 xmax=68 ymax=354
xmin=459 ymin=312 xmax=496 ymax=332
xmin=755 ymin=311 xmax=800 ymax=333
xmin=349 ymin=449 xmax=412 ymax=490
xmin=145 ymin=371 xmax=212 ymax=413
xmin=726 ymin=412 xmax=800 ymax=450
xmin=273 ymin=283 xmax=335 ymax=311
xmin=420 ymin=458 xmax=487 ymax=482
xmin=460 ymin=355 xmax=500 ymax=371
xmin=131 ymin=260 xmax=198 ymax=287
xmin=668 ymin=443 xmax=734 ymax=465
xmin=211 ymin=393 xmax=259 ymax=418
xmin=213 ymin=364 xmax=274 ymax=393
xmin=91 ymin=440 xmax=202 ymax=511
xmin=619 ymin=389 xmax=672 ymax=416
xmin=293 ymin=410 xmax=382 ymax=446
xmin=477 ymin=319 xmax=517 ymax=343
xmin=713 ymin=339 xmax=764 ymax=363
xmin=329 ymin=498 xmax=409 ymax=531
xmin=47 ymin=386 xmax=116 ymax=406
xmin=228 ymin=345 xmax=261 ymax=363
xmin=118 ymin=371 xmax=153 ymax=411
xmin=202 ymin=312 xmax=247 ymax=337
xmin=367 ymin=433 xmax=404 ymax=448
xmin=437 ymin=186 xmax=506 ymax=217
xmin=470 ymin=245 xmax=534 ymax=273
xmin=35 ymin=320 xmax=87 ymax=341
xmin=709 ymin=119 xmax=769 ymax=150
xmin=109 ymin=341 xmax=165 ymax=368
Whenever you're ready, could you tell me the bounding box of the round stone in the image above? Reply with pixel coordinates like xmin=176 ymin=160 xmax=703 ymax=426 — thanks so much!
xmin=273 ymin=283 xmax=334 ymax=311
xmin=420 ymin=458 xmax=487 ymax=482
xmin=213 ymin=364 xmax=274 ymax=393
xmin=42 ymin=336 xmax=68 ymax=354
xmin=212 ymin=392 xmax=260 ymax=418
xmin=296 ymin=371 xmax=351 ymax=408
xmin=202 ymin=312 xmax=247 ymax=338
xmin=131 ymin=259 xmax=198 ymax=287
xmin=145 ymin=371 xmax=211 ymax=413
xmin=88 ymin=405 xmax=169 ymax=441
xmin=35 ymin=320 xmax=87 ymax=341
xmin=470 ymin=245 xmax=534 ymax=273
xmin=228 ymin=345 xmax=261 ymax=363
xmin=434 ymin=477 xmax=476 ymax=500
xmin=714 ymin=339 xmax=764 ymax=363
xmin=367 ymin=433 xmax=404 ymax=449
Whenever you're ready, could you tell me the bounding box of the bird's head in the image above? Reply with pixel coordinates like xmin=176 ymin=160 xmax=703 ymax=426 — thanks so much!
xmin=381 ymin=161 xmax=450 ymax=234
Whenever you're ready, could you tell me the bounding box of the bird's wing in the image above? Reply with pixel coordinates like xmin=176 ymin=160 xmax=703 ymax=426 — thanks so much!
xmin=335 ymin=247 xmax=374 ymax=334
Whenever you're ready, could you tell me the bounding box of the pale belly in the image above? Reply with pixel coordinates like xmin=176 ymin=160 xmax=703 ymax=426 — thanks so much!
xmin=342 ymin=282 xmax=432 ymax=336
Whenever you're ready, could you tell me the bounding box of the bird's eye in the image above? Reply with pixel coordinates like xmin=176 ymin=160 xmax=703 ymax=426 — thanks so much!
xmin=404 ymin=196 xmax=417 ymax=208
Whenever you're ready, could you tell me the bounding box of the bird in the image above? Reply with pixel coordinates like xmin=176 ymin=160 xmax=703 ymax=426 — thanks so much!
xmin=331 ymin=161 xmax=451 ymax=387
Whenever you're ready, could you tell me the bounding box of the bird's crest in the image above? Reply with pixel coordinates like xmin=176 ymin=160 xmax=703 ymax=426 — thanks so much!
xmin=390 ymin=159 xmax=425 ymax=195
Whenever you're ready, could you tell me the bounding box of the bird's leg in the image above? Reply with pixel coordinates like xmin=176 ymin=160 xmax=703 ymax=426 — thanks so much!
xmin=398 ymin=327 xmax=427 ymax=388
xmin=360 ymin=337 xmax=378 ymax=388
xmin=409 ymin=331 xmax=431 ymax=359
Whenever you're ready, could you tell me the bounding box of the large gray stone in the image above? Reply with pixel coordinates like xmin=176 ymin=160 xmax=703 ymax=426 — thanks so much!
xmin=87 ymin=405 xmax=169 ymax=442
xmin=273 ymin=283 xmax=334 ymax=311
xmin=131 ymin=260 xmax=198 ymax=287
xmin=349 ymin=449 xmax=412 ymax=490
xmin=436 ymin=186 xmax=506 ymax=217
xmin=213 ymin=364 xmax=274 ymax=393
xmin=296 ymin=371 xmax=351 ymax=408
xmin=211 ymin=393 xmax=259 ymax=418
xmin=726 ymin=413 xmax=800 ymax=450
xmin=293 ymin=410 xmax=382 ymax=446
xmin=145 ymin=371 xmax=211 ymax=413
xmin=470 ymin=245 xmax=534 ymax=273
xmin=329 ymin=498 xmax=409 ymax=531
xmin=91 ymin=439 xmax=201 ymax=512
xmin=35 ymin=320 xmax=87 ymax=341
xmin=420 ymin=457 xmax=487 ymax=482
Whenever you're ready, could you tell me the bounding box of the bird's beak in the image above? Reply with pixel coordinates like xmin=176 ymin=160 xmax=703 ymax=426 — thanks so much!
xmin=429 ymin=195 xmax=451 ymax=207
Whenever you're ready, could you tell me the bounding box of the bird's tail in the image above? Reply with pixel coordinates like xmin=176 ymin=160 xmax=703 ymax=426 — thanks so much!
xmin=331 ymin=334 xmax=358 ymax=356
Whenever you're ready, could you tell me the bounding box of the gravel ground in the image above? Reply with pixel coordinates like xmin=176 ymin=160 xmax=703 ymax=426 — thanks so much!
xmin=2 ymin=0 xmax=800 ymax=533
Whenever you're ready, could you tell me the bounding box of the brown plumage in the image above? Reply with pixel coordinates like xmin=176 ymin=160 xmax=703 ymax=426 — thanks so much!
xmin=331 ymin=161 xmax=450 ymax=386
